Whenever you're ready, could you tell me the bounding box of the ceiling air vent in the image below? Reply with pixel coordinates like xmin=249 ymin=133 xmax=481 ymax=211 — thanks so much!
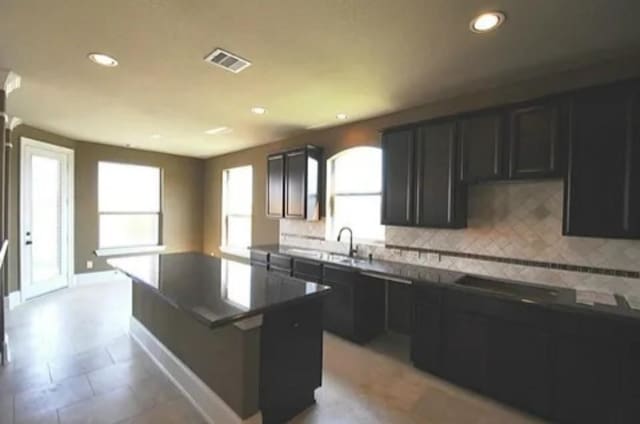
xmin=204 ymin=48 xmax=251 ymax=73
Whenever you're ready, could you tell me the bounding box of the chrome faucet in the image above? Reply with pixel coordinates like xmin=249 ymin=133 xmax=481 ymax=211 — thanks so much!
xmin=337 ymin=227 xmax=357 ymax=257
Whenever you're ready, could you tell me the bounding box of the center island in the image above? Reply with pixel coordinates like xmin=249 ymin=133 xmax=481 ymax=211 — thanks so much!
xmin=108 ymin=252 xmax=331 ymax=424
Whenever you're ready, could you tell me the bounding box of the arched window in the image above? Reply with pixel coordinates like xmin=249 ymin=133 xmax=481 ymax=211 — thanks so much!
xmin=326 ymin=146 xmax=385 ymax=242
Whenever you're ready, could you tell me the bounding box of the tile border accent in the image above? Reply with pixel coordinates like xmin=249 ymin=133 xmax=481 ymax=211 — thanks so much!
xmin=384 ymin=244 xmax=640 ymax=279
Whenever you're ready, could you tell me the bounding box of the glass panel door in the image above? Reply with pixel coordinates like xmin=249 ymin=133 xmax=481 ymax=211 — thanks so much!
xmin=21 ymin=139 xmax=73 ymax=300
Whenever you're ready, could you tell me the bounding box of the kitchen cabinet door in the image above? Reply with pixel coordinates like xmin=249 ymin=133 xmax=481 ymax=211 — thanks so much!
xmin=381 ymin=128 xmax=415 ymax=226
xmin=387 ymin=282 xmax=413 ymax=335
xmin=322 ymin=266 xmax=385 ymax=343
xmin=552 ymin=335 xmax=621 ymax=424
xmin=441 ymin=309 xmax=489 ymax=392
xmin=459 ymin=111 xmax=505 ymax=182
xmin=486 ymin=320 xmax=552 ymax=418
xmin=508 ymin=102 xmax=562 ymax=179
xmin=618 ymin=340 xmax=640 ymax=423
xmin=285 ymin=149 xmax=307 ymax=219
xmin=266 ymin=154 xmax=285 ymax=218
xmin=415 ymin=121 xmax=466 ymax=228
xmin=320 ymin=277 xmax=355 ymax=338
xmin=564 ymin=81 xmax=640 ymax=238
xmin=411 ymin=300 xmax=442 ymax=375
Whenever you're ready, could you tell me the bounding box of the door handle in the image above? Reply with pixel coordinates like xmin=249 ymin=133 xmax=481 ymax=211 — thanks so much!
xmin=25 ymin=240 xmax=32 ymax=245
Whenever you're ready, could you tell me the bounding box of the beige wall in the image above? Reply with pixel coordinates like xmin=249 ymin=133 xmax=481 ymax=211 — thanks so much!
xmin=203 ymin=58 xmax=640 ymax=256
xmin=8 ymin=125 xmax=205 ymax=293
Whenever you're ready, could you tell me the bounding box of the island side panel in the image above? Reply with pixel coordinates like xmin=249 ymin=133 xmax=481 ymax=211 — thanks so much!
xmin=132 ymin=281 xmax=261 ymax=420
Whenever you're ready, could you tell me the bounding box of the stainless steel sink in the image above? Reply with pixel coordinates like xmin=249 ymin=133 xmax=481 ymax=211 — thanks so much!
xmin=456 ymin=275 xmax=562 ymax=303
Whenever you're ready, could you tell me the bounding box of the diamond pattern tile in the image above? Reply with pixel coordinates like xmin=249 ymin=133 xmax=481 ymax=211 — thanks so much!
xmin=279 ymin=181 xmax=640 ymax=298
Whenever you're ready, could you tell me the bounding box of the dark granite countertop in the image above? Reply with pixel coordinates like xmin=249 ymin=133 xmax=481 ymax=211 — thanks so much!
xmin=251 ymin=244 xmax=465 ymax=284
xmin=109 ymin=252 xmax=330 ymax=330
xmin=250 ymin=244 xmax=640 ymax=323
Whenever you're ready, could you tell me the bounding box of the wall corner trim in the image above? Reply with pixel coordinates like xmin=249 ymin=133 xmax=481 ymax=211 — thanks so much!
xmin=0 ymin=69 xmax=21 ymax=95
xmin=129 ymin=317 xmax=263 ymax=424
xmin=6 ymin=291 xmax=22 ymax=310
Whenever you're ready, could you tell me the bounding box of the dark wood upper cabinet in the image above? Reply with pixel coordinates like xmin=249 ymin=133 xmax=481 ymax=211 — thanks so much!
xmin=266 ymin=145 xmax=322 ymax=221
xmin=508 ymin=102 xmax=562 ymax=179
xmin=381 ymin=124 xmax=465 ymax=229
xmin=266 ymin=154 xmax=285 ymax=218
xmin=285 ymin=149 xmax=306 ymax=219
xmin=564 ymin=81 xmax=640 ymax=239
xmin=459 ymin=112 xmax=505 ymax=183
xmin=415 ymin=121 xmax=466 ymax=228
xmin=381 ymin=128 xmax=414 ymax=226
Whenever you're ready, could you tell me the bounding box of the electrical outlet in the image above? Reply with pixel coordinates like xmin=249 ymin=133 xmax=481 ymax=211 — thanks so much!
xmin=86 ymin=260 xmax=93 ymax=270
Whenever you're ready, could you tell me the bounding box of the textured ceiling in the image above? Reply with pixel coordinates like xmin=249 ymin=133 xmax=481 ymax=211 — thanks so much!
xmin=1 ymin=0 xmax=640 ymax=158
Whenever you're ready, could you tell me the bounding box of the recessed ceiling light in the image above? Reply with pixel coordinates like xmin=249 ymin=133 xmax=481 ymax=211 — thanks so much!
xmin=336 ymin=113 xmax=348 ymax=120
xmin=205 ymin=126 xmax=232 ymax=135
xmin=470 ymin=11 xmax=505 ymax=33
xmin=150 ymin=134 xmax=161 ymax=139
xmin=88 ymin=52 xmax=119 ymax=67
xmin=251 ymin=106 xmax=267 ymax=115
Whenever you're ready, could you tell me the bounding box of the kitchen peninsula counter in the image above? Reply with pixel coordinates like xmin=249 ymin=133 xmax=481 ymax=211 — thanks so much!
xmin=109 ymin=252 xmax=330 ymax=424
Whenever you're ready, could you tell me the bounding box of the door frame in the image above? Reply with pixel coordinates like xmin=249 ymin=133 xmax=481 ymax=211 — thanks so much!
xmin=19 ymin=137 xmax=75 ymax=301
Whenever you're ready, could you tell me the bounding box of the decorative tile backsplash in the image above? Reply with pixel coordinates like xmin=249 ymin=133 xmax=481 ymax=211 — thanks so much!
xmin=280 ymin=180 xmax=640 ymax=298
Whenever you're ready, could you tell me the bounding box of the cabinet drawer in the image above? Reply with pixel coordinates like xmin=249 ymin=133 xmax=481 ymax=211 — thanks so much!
xmin=270 ymin=266 xmax=291 ymax=276
xmin=250 ymin=250 xmax=268 ymax=265
xmin=293 ymin=259 xmax=322 ymax=280
xmin=323 ymin=265 xmax=358 ymax=285
xmin=269 ymin=253 xmax=292 ymax=270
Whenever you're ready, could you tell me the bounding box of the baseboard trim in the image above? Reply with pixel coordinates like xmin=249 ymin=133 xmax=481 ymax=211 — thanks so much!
xmin=2 ymin=333 xmax=11 ymax=365
xmin=129 ymin=317 xmax=262 ymax=424
xmin=74 ymin=270 xmax=129 ymax=286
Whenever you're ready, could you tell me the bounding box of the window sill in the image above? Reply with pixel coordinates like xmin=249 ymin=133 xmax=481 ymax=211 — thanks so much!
xmin=219 ymin=246 xmax=250 ymax=259
xmin=94 ymin=245 xmax=166 ymax=257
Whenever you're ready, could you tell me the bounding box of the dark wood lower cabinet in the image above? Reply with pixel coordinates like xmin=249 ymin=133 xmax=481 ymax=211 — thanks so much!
xmin=552 ymin=335 xmax=621 ymax=424
xmin=322 ymin=265 xmax=385 ymax=343
xmin=487 ymin=320 xmax=552 ymax=417
xmin=441 ymin=309 xmax=489 ymax=392
xmin=260 ymin=299 xmax=324 ymax=424
xmin=620 ymin=341 xmax=640 ymax=423
xmin=411 ymin=283 xmax=640 ymax=423
xmin=387 ymin=282 xmax=412 ymax=335
xmin=411 ymin=300 xmax=442 ymax=375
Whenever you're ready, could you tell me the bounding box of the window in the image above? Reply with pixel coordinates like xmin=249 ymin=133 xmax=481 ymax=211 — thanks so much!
xmin=326 ymin=147 xmax=385 ymax=242
xmin=98 ymin=162 xmax=161 ymax=249
xmin=222 ymin=165 xmax=253 ymax=255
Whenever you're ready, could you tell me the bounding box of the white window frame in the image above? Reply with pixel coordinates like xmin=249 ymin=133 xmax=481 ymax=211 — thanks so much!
xmin=220 ymin=165 xmax=253 ymax=258
xmin=95 ymin=161 xmax=164 ymax=256
xmin=325 ymin=146 xmax=385 ymax=244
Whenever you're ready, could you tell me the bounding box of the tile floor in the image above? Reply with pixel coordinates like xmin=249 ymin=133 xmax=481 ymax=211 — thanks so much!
xmin=2 ymin=280 xmax=544 ymax=424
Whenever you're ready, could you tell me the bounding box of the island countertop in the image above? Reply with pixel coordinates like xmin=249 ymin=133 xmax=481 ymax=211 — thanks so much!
xmin=108 ymin=252 xmax=330 ymax=330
